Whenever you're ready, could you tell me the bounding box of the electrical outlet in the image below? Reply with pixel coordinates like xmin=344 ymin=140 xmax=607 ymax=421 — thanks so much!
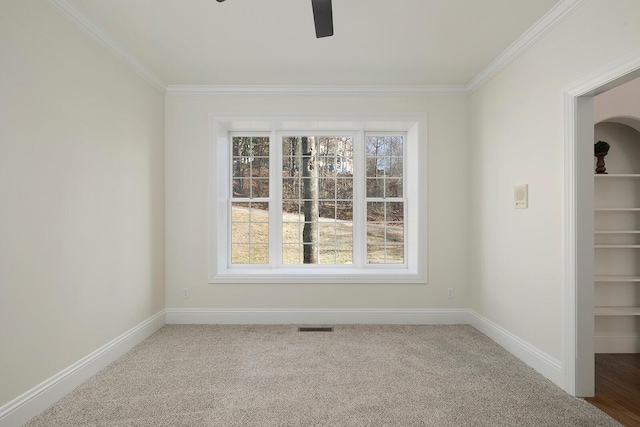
xmin=182 ymin=288 xmax=190 ymax=299
xmin=447 ymin=288 xmax=454 ymax=299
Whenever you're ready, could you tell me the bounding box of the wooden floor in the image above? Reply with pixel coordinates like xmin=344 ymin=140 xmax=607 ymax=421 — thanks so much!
xmin=584 ymin=354 xmax=640 ymax=427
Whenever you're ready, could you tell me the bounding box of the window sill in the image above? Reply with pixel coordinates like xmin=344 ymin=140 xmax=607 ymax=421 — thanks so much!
xmin=209 ymin=268 xmax=426 ymax=284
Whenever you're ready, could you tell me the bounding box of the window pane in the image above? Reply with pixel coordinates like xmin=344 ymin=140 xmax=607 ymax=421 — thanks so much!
xmin=336 ymin=178 xmax=353 ymax=199
xmin=250 ymin=245 xmax=269 ymax=263
xmin=251 ymin=224 xmax=269 ymax=243
xmin=251 ymin=158 xmax=269 ymax=177
xmin=250 ymin=202 xmax=269 ymax=221
xmin=231 ymin=222 xmax=250 ymax=243
xmin=231 ymin=202 xmax=250 ymax=222
xmin=231 ymin=244 xmax=249 ymax=264
xmin=367 ymin=223 xmax=385 ymax=243
xmin=282 ymin=178 xmax=300 ymax=200
xmin=319 ymin=245 xmax=337 ymax=264
xmin=367 ymin=244 xmax=404 ymax=264
xmin=366 ymin=179 xmax=384 ymax=198
xmin=336 ymin=201 xmax=353 ymax=222
xmin=385 ymin=245 xmax=404 ymax=264
xmin=319 ymin=201 xmax=336 ymax=220
xmin=336 ymin=221 xmax=353 ymax=244
xmin=282 ymin=135 xmax=353 ymax=265
xmin=319 ymin=178 xmax=336 ymax=200
xmin=231 ymin=136 xmax=270 ymax=200
xmin=385 ymin=179 xmax=403 ymax=198
xmin=366 ymin=244 xmax=385 ymax=264
xmin=367 ymin=202 xmax=384 ymax=222
xmin=387 ymin=222 xmax=404 ymax=244
xmin=231 ymin=201 xmax=269 ymax=264
xmin=252 ymin=137 xmax=269 ymax=156
xmin=386 ymin=202 xmax=404 ymax=223
xmin=366 ymin=135 xmax=404 ymax=199
xmin=233 ymin=179 xmax=251 ymax=198
xmin=251 ymin=178 xmax=269 ymax=198
xmin=232 ymin=159 xmax=251 ymax=178
xmin=282 ymin=244 xmax=302 ymax=264
xmin=232 ymin=137 xmax=252 ymax=157
xmin=283 ymin=221 xmax=301 ymax=243
xmin=387 ymin=158 xmax=403 ymax=178
xmin=319 ymin=223 xmax=336 ymax=243
xmin=336 ymin=244 xmax=353 ymax=264
xmin=366 ymin=201 xmax=405 ymax=265
xmin=366 ymin=158 xmax=379 ymax=178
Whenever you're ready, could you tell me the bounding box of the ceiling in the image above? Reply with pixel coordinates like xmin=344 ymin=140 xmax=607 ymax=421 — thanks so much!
xmin=66 ymin=0 xmax=562 ymax=87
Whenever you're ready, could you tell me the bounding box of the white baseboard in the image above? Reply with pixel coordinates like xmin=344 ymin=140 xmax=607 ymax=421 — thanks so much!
xmin=0 ymin=310 xmax=166 ymax=427
xmin=1 ymin=307 xmax=567 ymax=427
xmin=165 ymin=308 xmax=470 ymax=325
xmin=468 ymin=311 xmax=563 ymax=389
xmin=595 ymin=336 xmax=640 ymax=353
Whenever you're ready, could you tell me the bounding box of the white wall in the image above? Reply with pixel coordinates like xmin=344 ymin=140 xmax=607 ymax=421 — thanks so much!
xmin=0 ymin=0 xmax=165 ymax=407
xmin=165 ymin=94 xmax=469 ymax=310
xmin=595 ymin=77 xmax=640 ymax=126
xmin=470 ymin=0 xmax=640 ymax=360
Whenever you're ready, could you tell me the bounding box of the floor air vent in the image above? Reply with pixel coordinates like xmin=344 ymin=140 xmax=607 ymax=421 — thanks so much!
xmin=298 ymin=327 xmax=334 ymax=332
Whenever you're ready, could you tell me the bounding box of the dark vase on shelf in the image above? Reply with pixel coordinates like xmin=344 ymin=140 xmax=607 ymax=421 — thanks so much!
xmin=594 ymin=141 xmax=610 ymax=174
xmin=595 ymin=152 xmax=608 ymax=174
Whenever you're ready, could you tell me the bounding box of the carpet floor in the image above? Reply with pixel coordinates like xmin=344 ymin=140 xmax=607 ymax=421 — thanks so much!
xmin=26 ymin=325 xmax=621 ymax=426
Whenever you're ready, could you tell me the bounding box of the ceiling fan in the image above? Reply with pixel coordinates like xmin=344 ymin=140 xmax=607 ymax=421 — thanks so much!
xmin=216 ymin=0 xmax=333 ymax=38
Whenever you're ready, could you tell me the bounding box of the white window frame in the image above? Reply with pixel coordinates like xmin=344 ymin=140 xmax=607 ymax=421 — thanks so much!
xmin=209 ymin=113 xmax=427 ymax=284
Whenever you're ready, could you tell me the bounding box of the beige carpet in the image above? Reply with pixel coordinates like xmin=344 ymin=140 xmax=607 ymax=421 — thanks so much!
xmin=26 ymin=325 xmax=620 ymax=426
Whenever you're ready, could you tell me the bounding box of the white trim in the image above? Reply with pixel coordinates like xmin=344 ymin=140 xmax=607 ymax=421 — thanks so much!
xmin=466 ymin=0 xmax=587 ymax=93
xmin=209 ymin=113 xmax=427 ymax=284
xmin=0 ymin=311 xmax=166 ymax=427
xmin=565 ymin=47 xmax=640 ymax=96
xmin=166 ymin=308 xmax=469 ymax=325
xmin=166 ymin=85 xmax=468 ymax=96
xmin=43 ymin=0 xmax=167 ymax=93
xmin=594 ymin=336 xmax=640 ymax=353
xmin=468 ymin=311 xmax=563 ymax=389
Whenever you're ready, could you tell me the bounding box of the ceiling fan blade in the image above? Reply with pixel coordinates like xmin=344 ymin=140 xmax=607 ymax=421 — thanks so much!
xmin=311 ymin=0 xmax=333 ymax=38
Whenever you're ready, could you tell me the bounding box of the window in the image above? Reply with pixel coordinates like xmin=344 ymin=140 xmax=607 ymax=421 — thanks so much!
xmin=210 ymin=115 xmax=426 ymax=284
xmin=280 ymin=135 xmax=355 ymax=265
xmin=365 ymin=135 xmax=405 ymax=264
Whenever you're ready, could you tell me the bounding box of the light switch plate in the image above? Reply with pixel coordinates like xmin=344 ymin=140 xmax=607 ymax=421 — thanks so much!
xmin=514 ymin=184 xmax=528 ymax=209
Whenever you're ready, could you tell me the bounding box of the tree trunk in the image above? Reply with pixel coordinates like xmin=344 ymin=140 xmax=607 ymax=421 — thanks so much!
xmin=302 ymin=136 xmax=319 ymax=263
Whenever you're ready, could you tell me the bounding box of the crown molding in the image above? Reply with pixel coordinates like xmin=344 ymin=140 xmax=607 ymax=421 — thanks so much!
xmin=44 ymin=0 xmax=167 ymax=93
xmin=466 ymin=0 xmax=588 ymax=93
xmin=45 ymin=0 xmax=586 ymax=96
xmin=564 ymin=46 xmax=640 ymax=97
xmin=166 ymin=84 xmax=469 ymax=96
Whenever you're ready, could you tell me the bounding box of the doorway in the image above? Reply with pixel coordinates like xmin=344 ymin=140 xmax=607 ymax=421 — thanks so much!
xmin=565 ymin=50 xmax=640 ymax=397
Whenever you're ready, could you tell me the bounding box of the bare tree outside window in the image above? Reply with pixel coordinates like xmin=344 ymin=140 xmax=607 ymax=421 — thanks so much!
xmin=282 ymin=135 xmax=354 ymax=264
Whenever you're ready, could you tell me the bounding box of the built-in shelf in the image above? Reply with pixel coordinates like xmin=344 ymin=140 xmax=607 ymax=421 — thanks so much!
xmin=594 ymin=208 xmax=640 ymax=212
xmin=594 ymin=276 xmax=640 ymax=282
xmin=594 ymin=165 xmax=640 ymax=336
xmin=594 ymin=307 xmax=640 ymax=316
xmin=595 ymin=245 xmax=640 ymax=248
xmin=594 ymin=174 xmax=640 ymax=178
